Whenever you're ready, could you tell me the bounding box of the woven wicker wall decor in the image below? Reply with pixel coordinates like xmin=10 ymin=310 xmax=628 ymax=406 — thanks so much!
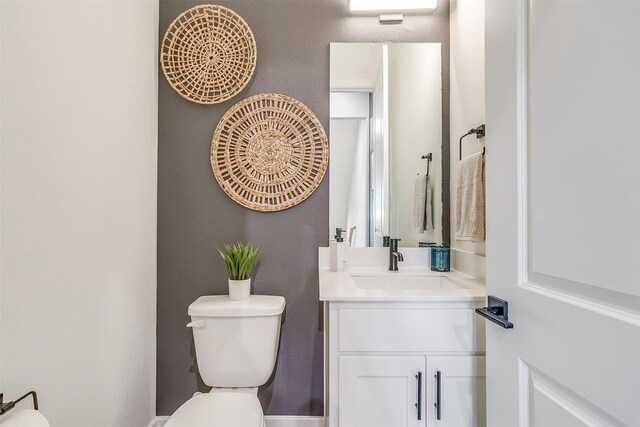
xmin=211 ymin=93 xmax=329 ymax=212
xmin=161 ymin=5 xmax=256 ymax=104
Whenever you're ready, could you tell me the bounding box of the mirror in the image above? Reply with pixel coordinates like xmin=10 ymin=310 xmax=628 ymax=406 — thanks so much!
xmin=329 ymin=43 xmax=444 ymax=247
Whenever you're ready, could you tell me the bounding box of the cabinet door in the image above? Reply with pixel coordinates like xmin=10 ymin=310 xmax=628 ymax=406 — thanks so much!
xmin=339 ymin=355 xmax=426 ymax=427
xmin=427 ymin=356 xmax=486 ymax=427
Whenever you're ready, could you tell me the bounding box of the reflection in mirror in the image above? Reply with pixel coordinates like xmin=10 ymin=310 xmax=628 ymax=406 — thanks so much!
xmin=329 ymin=43 xmax=443 ymax=247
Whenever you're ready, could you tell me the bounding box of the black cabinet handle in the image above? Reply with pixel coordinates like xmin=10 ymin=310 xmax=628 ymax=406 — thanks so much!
xmin=434 ymin=370 xmax=442 ymax=420
xmin=475 ymin=295 xmax=514 ymax=329
xmin=415 ymin=371 xmax=422 ymax=420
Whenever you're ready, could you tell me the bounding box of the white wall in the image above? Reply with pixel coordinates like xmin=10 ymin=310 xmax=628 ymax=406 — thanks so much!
xmin=0 ymin=1 xmax=158 ymax=426
xmin=330 ymin=43 xmax=383 ymax=91
xmin=330 ymin=91 xmax=370 ymax=117
xmin=450 ymin=0 xmax=486 ymax=278
xmin=389 ymin=43 xmax=442 ymax=247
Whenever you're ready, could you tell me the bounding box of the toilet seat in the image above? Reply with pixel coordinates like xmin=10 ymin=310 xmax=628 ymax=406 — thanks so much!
xmin=165 ymin=392 xmax=264 ymax=427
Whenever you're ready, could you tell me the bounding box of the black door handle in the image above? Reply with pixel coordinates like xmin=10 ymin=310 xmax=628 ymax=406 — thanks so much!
xmin=475 ymin=295 xmax=514 ymax=328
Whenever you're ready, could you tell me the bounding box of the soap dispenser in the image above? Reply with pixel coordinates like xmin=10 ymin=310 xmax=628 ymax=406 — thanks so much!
xmin=330 ymin=228 xmax=350 ymax=272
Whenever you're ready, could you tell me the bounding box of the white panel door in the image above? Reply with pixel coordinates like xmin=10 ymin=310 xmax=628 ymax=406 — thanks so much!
xmin=426 ymin=356 xmax=486 ymax=427
xmin=339 ymin=355 xmax=426 ymax=427
xmin=485 ymin=0 xmax=640 ymax=426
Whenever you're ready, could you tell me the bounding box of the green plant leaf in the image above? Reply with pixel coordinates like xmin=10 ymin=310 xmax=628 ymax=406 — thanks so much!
xmin=217 ymin=241 xmax=262 ymax=280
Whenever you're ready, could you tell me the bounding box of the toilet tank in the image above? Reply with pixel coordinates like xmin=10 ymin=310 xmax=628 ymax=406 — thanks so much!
xmin=188 ymin=295 xmax=285 ymax=388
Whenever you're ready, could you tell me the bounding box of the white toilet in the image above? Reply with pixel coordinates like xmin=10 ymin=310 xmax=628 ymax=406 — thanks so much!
xmin=166 ymin=295 xmax=286 ymax=427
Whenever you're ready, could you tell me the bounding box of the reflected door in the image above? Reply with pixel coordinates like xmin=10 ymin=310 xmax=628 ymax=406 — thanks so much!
xmin=370 ymin=45 xmax=389 ymax=246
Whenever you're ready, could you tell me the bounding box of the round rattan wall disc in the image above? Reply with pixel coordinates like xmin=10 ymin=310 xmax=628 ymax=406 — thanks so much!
xmin=161 ymin=4 xmax=256 ymax=104
xmin=211 ymin=93 xmax=329 ymax=212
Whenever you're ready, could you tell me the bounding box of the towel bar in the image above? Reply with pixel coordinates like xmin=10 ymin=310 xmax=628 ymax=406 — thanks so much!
xmin=420 ymin=153 xmax=432 ymax=177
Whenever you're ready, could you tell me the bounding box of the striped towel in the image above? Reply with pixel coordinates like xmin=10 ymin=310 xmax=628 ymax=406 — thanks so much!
xmin=455 ymin=152 xmax=485 ymax=241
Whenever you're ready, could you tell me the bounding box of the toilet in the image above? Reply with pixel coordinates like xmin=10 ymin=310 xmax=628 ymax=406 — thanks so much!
xmin=166 ymin=295 xmax=286 ymax=427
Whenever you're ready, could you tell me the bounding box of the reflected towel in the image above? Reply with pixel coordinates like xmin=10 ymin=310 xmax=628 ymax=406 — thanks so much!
xmin=413 ymin=174 xmax=434 ymax=232
xmin=455 ymin=152 xmax=485 ymax=241
xmin=425 ymin=175 xmax=434 ymax=231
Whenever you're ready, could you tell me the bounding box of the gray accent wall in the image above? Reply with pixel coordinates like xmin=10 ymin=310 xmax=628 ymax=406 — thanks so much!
xmin=158 ymin=0 xmax=450 ymax=416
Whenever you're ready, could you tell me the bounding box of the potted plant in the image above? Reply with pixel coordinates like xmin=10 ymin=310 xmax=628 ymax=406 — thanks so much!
xmin=218 ymin=242 xmax=262 ymax=301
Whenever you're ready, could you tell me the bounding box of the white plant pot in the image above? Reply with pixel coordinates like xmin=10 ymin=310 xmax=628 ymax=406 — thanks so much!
xmin=228 ymin=278 xmax=251 ymax=301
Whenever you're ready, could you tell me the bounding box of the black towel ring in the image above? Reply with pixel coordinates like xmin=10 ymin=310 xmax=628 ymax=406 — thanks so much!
xmin=459 ymin=124 xmax=486 ymax=161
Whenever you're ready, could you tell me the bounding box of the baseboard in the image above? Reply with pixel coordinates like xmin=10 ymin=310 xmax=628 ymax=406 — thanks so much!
xmin=150 ymin=415 xmax=325 ymax=427
xmin=264 ymin=416 xmax=325 ymax=427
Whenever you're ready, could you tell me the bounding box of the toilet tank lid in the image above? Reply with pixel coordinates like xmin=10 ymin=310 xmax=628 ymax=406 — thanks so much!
xmin=188 ymin=295 xmax=286 ymax=317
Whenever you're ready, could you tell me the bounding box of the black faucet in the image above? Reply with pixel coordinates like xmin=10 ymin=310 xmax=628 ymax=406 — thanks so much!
xmin=389 ymin=238 xmax=404 ymax=271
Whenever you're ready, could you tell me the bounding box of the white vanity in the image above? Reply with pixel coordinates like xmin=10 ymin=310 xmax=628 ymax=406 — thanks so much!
xmin=320 ymin=247 xmax=487 ymax=427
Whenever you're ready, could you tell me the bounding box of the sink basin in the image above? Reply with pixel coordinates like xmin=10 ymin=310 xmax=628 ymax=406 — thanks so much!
xmin=351 ymin=275 xmax=473 ymax=291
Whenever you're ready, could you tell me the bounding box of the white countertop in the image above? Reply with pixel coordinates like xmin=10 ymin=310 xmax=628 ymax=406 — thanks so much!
xmin=319 ymin=247 xmax=486 ymax=302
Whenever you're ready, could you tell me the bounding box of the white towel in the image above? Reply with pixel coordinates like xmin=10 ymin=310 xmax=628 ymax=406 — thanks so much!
xmin=413 ymin=174 xmax=434 ymax=232
xmin=455 ymin=152 xmax=485 ymax=241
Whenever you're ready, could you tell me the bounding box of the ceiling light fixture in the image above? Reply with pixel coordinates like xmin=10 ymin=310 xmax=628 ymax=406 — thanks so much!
xmin=379 ymin=13 xmax=404 ymax=24
xmin=349 ymin=0 xmax=437 ymax=12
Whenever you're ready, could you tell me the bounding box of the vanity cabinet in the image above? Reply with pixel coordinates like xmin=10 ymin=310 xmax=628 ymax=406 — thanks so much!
xmin=425 ymin=356 xmax=486 ymax=427
xmin=327 ymin=301 xmax=486 ymax=427
xmin=339 ymin=355 xmax=426 ymax=427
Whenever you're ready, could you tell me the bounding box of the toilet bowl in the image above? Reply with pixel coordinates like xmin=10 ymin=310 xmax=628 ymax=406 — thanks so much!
xmin=165 ymin=392 xmax=264 ymax=427
xmin=166 ymin=295 xmax=285 ymax=427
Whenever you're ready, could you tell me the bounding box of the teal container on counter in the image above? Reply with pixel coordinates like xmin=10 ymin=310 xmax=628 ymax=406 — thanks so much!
xmin=431 ymin=246 xmax=450 ymax=272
